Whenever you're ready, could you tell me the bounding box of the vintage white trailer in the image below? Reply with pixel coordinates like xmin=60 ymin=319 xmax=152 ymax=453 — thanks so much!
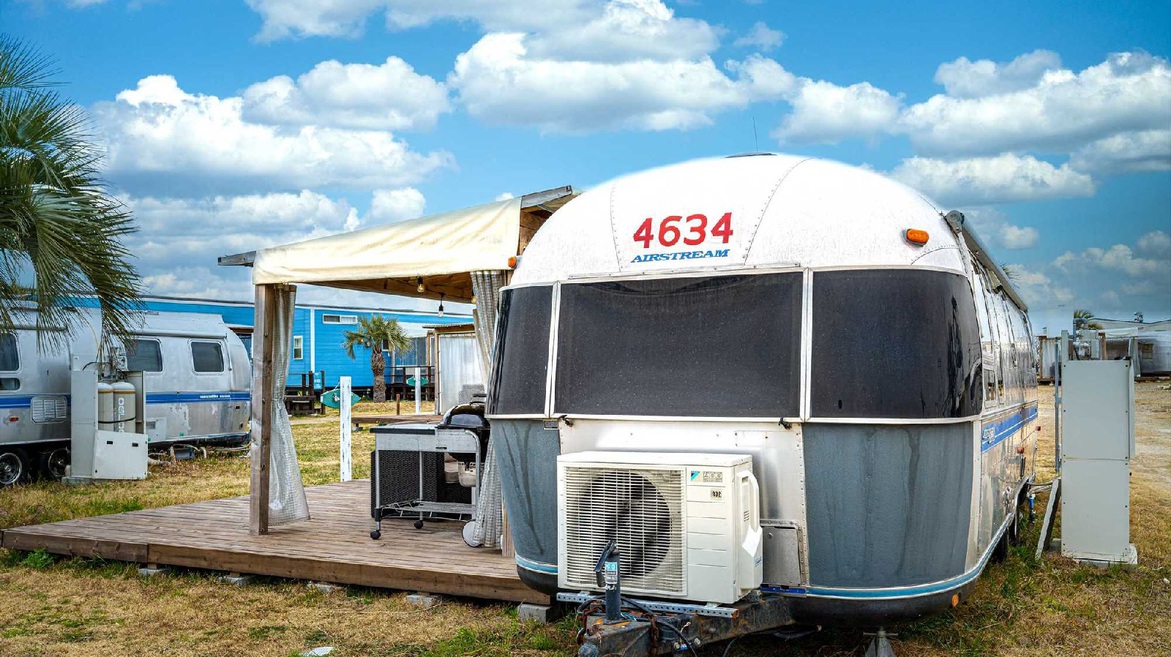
xmin=485 ymin=154 xmax=1039 ymax=646
xmin=0 ymin=308 xmax=250 ymax=484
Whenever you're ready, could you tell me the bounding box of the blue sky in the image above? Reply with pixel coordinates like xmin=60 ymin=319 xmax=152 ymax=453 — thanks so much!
xmin=4 ymin=0 xmax=1170 ymax=333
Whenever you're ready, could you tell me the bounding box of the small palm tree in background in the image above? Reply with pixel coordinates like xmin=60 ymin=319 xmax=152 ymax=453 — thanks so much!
xmin=1073 ymin=308 xmax=1103 ymax=331
xmin=342 ymin=315 xmax=412 ymax=402
xmin=0 ymin=35 xmax=141 ymax=349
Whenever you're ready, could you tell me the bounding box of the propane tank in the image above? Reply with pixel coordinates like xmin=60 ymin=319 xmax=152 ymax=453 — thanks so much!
xmin=98 ymin=381 xmax=115 ymax=430
xmin=112 ymin=381 xmax=136 ymax=432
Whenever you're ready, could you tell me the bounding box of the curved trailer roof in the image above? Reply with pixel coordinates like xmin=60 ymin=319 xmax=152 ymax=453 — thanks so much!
xmin=511 ymin=154 xmax=1027 ymax=311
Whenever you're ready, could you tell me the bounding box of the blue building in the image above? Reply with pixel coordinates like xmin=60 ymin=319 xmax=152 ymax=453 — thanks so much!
xmin=73 ymin=295 xmax=471 ymax=390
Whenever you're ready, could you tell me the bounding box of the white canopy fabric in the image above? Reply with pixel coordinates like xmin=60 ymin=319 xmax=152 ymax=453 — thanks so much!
xmin=252 ymin=197 xmax=524 ymax=302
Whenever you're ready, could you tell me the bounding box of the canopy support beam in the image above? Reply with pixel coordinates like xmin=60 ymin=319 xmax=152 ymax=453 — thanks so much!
xmin=249 ymin=283 xmax=278 ymax=535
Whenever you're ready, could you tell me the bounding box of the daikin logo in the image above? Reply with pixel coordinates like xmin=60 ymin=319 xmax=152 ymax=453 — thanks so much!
xmin=631 ymin=249 xmax=730 ymax=264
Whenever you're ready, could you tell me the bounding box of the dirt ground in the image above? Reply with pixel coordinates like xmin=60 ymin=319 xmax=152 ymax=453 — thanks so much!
xmin=0 ymin=383 xmax=1168 ymax=656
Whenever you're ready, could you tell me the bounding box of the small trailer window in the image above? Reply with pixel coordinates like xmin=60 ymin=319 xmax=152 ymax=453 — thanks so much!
xmin=127 ymin=339 xmax=163 ymax=373
xmin=488 ymin=286 xmax=553 ymax=415
xmin=811 ymin=269 xmax=982 ymax=419
xmin=292 ymin=336 xmax=304 ymax=360
xmin=0 ymin=333 xmax=17 ymax=371
xmin=555 ymin=273 xmax=802 ymax=417
xmin=191 ymin=341 xmax=225 ymax=373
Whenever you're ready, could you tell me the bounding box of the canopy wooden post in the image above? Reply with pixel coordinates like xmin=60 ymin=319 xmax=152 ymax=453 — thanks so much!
xmin=250 ymin=283 xmax=276 ymax=535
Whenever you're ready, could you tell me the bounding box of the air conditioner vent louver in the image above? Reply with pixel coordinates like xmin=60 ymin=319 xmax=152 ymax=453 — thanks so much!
xmin=31 ymin=395 xmax=68 ymax=423
xmin=563 ymin=467 xmax=685 ymax=595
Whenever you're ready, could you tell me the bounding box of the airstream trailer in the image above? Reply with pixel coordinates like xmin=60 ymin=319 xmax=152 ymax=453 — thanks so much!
xmin=0 ymin=308 xmax=250 ymax=484
xmin=486 ymin=154 xmax=1039 ymax=634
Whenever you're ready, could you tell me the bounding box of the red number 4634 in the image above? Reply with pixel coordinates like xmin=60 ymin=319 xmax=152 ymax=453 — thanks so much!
xmin=633 ymin=213 xmax=733 ymax=249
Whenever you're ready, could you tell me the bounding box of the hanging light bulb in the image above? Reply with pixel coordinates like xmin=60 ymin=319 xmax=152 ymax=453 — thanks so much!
xmin=438 ymin=293 xmax=445 ymax=318
xmin=470 ymin=295 xmax=477 ymax=305
xmin=416 ymin=277 xmax=425 ymax=293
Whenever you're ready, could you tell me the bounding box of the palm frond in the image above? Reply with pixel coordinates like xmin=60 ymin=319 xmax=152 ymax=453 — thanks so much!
xmin=0 ymin=36 xmax=141 ymax=351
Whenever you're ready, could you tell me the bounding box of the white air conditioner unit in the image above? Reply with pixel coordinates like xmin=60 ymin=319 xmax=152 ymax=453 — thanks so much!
xmin=557 ymin=451 xmax=762 ymax=605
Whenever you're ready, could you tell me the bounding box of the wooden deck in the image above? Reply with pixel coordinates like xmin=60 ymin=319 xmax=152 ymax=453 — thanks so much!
xmin=0 ymin=480 xmax=548 ymax=604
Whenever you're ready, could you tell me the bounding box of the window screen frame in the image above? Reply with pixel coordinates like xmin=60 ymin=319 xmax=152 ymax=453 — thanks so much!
xmin=0 ymin=333 xmax=19 ymax=373
xmin=806 ymin=265 xmax=985 ymax=421
xmin=127 ymin=338 xmax=164 ymax=373
xmin=549 ymin=268 xmax=805 ymax=421
xmin=190 ymin=340 xmax=226 ymax=374
xmin=485 ymin=283 xmax=556 ymax=418
xmin=292 ymin=335 xmax=304 ymax=360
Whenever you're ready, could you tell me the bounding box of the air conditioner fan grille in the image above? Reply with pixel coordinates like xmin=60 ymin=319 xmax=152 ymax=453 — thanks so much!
xmin=563 ymin=466 xmax=684 ymax=595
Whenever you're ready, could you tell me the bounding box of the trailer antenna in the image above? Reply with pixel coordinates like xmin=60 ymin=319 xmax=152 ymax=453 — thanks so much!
xmin=752 ymin=116 xmax=759 ymax=152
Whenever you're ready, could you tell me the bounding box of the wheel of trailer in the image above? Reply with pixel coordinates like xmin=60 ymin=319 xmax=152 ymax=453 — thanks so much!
xmin=0 ymin=447 xmax=31 ymax=486
xmin=37 ymin=447 xmax=70 ymax=481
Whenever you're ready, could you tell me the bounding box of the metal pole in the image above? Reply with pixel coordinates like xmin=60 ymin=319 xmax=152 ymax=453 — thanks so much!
xmin=414 ymin=365 xmax=422 ymax=415
xmin=1055 ymin=330 xmax=1068 ymax=473
xmin=339 ymin=376 xmax=352 ymax=482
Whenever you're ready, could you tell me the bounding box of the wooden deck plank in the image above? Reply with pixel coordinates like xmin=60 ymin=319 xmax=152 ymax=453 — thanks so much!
xmin=0 ymin=479 xmax=547 ymax=604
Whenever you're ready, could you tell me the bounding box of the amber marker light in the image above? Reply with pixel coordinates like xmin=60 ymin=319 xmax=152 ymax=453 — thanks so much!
xmin=508 ymin=255 xmax=519 ymax=268
xmin=905 ymin=228 xmax=930 ymax=245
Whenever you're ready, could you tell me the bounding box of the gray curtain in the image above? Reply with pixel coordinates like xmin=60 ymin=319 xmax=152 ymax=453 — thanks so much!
xmin=470 ymin=270 xmax=506 ymax=548
xmin=266 ymin=284 xmax=310 ymax=524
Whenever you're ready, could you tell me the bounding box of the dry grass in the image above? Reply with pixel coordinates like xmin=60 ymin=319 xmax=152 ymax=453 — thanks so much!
xmin=0 ymin=383 xmax=1168 ymax=656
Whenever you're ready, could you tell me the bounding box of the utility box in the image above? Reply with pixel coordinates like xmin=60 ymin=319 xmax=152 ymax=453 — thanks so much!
xmin=1059 ymin=360 xmax=1137 ymax=566
xmin=67 ymin=354 xmax=149 ymax=482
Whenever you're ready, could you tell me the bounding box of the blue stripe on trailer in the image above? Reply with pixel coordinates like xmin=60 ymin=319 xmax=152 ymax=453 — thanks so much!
xmin=980 ymin=403 xmax=1039 ymax=453
xmin=0 ymin=396 xmax=33 ymax=409
xmin=515 ymin=554 xmax=559 ymax=574
xmin=146 ymin=392 xmax=250 ymax=404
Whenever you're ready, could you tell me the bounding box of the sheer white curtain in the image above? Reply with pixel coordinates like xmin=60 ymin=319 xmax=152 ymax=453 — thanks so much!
xmin=264 ymin=284 xmax=310 ymax=524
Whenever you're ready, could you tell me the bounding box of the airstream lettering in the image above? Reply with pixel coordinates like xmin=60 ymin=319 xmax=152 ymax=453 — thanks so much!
xmin=0 ymin=309 xmax=250 ymax=484
xmin=487 ymin=154 xmax=1039 ymax=632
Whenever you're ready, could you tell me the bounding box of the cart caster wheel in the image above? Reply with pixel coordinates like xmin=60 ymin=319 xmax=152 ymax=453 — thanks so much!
xmin=463 ymin=521 xmax=482 ymax=547
xmin=370 ymin=530 xmax=381 ymax=540
xmin=413 ymin=520 xmax=424 ymax=530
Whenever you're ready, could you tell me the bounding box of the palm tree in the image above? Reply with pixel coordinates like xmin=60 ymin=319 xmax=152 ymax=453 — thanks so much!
xmin=1 ymin=36 xmax=141 ymax=350
xmin=341 ymin=315 xmax=412 ymax=402
xmin=1073 ymin=308 xmax=1102 ymax=331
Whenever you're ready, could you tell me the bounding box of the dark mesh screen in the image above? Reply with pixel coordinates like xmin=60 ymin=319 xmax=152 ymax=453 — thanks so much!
xmin=555 ymin=273 xmax=802 ymax=417
xmin=804 ymin=422 xmax=973 ymax=587
xmin=488 ymin=286 xmax=553 ymax=415
xmin=811 ymin=269 xmax=982 ymax=419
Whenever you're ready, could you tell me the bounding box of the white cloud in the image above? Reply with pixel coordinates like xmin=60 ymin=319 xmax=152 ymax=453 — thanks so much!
xmin=369 ymin=188 xmax=426 ymax=222
xmin=244 ymin=0 xmax=593 ymax=41
xmin=773 ymin=79 xmax=902 ymax=144
xmin=449 ymin=34 xmax=792 ymax=132
xmin=241 ymin=57 xmax=450 ymax=131
xmin=494 ymin=192 xmax=515 ymax=201
xmin=902 ymin=51 xmax=1171 ymax=156
xmin=526 ymin=0 xmax=719 ymax=62
xmin=734 ymin=21 xmax=784 ymax=51
xmin=1000 ymin=224 xmax=1039 ymax=249
xmin=1054 ymin=242 xmax=1170 ymax=278
xmin=1136 ymin=230 xmax=1171 ymax=258
xmin=958 ymin=207 xmax=1040 ymax=250
xmin=891 ymin=154 xmax=1095 ymax=206
xmin=123 ymin=190 xmax=366 ymax=299
xmin=933 ymin=50 xmax=1062 ymax=98
xmin=1069 ymin=129 xmax=1171 ymax=174
xmin=94 ymin=75 xmax=452 ymax=195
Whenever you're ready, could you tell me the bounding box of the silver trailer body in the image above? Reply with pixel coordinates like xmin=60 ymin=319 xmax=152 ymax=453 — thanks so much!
xmin=485 ymin=154 xmax=1040 ymax=626
xmin=0 ymin=309 xmax=250 ymax=453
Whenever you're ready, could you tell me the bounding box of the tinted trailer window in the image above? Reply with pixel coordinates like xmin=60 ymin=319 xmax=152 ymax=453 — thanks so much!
xmin=488 ymin=286 xmax=553 ymax=415
xmin=555 ymin=273 xmax=802 ymax=417
xmin=811 ymin=269 xmax=982 ymax=419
